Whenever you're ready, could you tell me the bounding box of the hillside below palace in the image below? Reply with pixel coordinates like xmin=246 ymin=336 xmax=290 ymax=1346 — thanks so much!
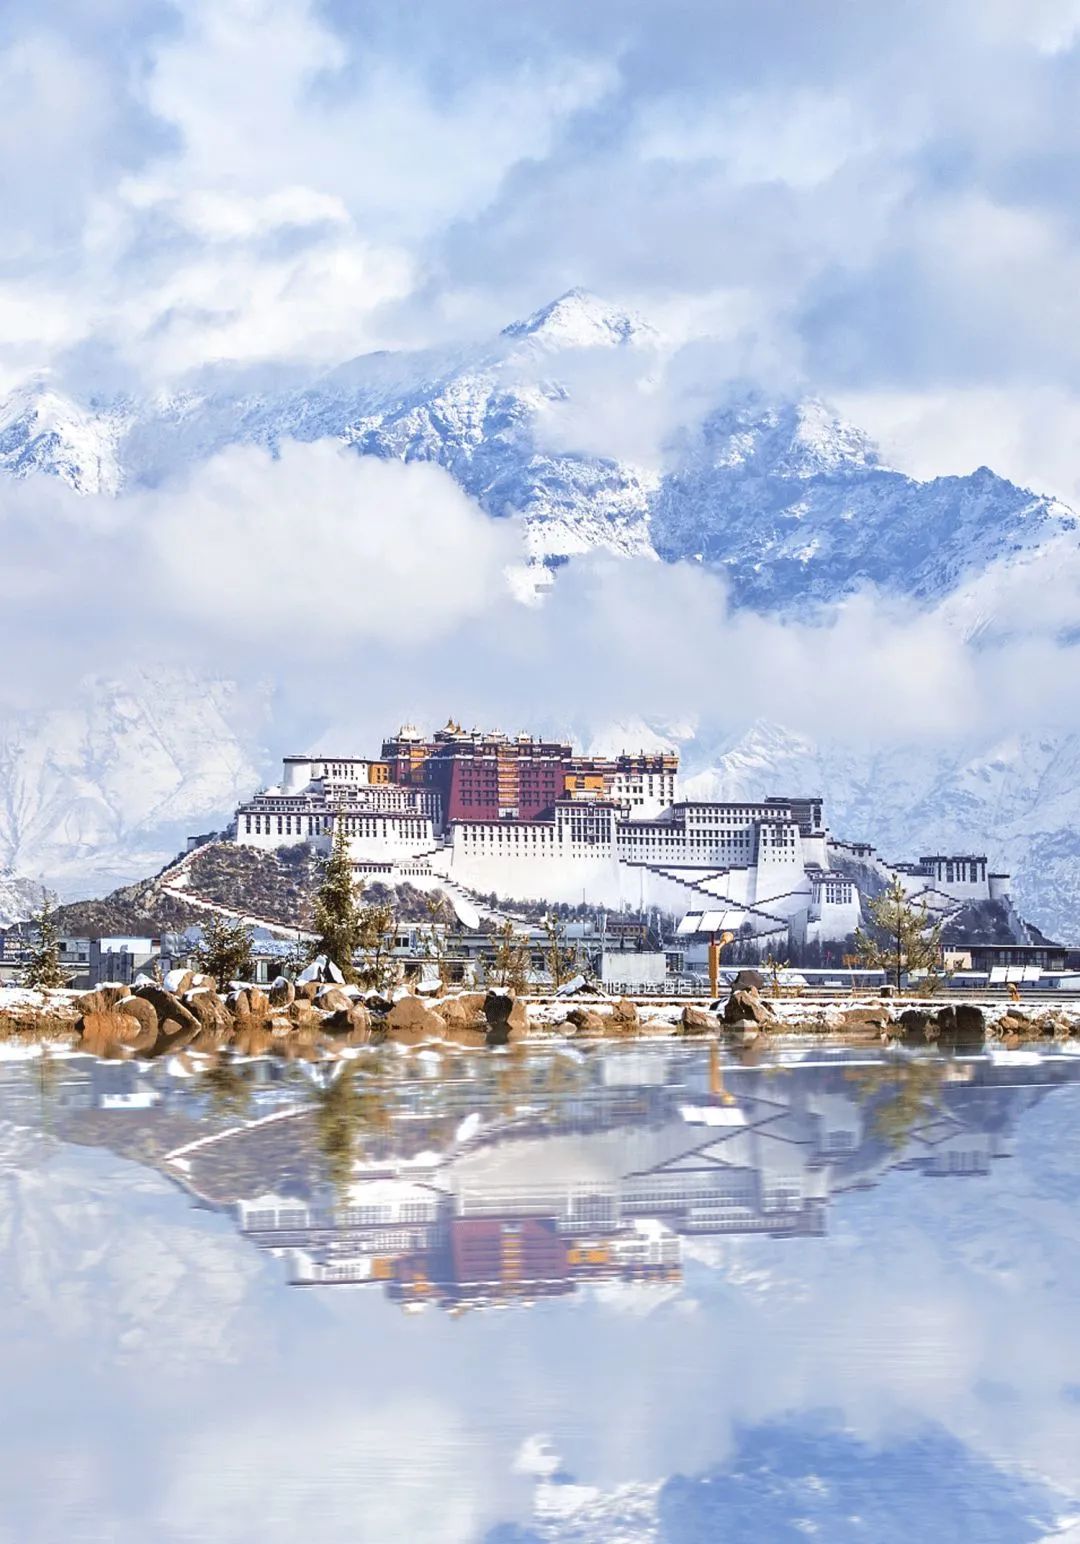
xmin=233 ymin=721 xmax=1010 ymax=945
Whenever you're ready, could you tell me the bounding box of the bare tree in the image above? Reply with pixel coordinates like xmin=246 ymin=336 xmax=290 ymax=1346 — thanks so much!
xmin=541 ymin=913 xmax=579 ymax=990
xmin=490 ymin=921 xmax=531 ymax=994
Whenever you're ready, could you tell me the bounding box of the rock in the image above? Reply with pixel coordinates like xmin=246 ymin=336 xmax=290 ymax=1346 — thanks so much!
xmin=682 ymin=1004 xmax=717 ymax=1034
xmin=565 ymin=1005 xmax=605 ymax=1036
xmin=134 ymin=984 xmax=200 ymax=1033
xmin=297 ymin=954 xmax=345 ymax=986
xmin=75 ymin=985 xmax=128 ymax=1016
xmin=640 ymin=1016 xmax=676 ymax=1037
xmin=955 ymin=1004 xmax=985 ymax=1038
xmin=163 ymin=968 xmax=195 ymax=994
xmin=607 ymin=998 xmax=640 ymax=1035
xmin=268 ymin=976 xmax=295 ymax=1007
xmin=722 ymin=989 xmax=775 ymax=1027
xmin=840 ymin=1005 xmax=890 ymax=1028
xmin=482 ymin=991 xmax=530 ymax=1045
xmin=998 ymin=1011 xmax=1031 ymax=1035
xmin=76 ymin=1011 xmax=136 ymax=1058
xmin=897 ymin=1007 xmax=936 ymax=1045
xmin=387 ymin=1021 xmax=443 ymax=1046
xmin=431 ymin=997 xmax=469 ymax=1030
xmin=183 ymin=989 xmax=232 ymax=1035
xmin=316 ymin=986 xmax=352 ymax=1014
xmin=554 ymin=973 xmax=589 ymax=997
xmin=79 ymin=1007 xmax=160 ymax=1055
xmin=386 ymin=996 xmax=446 ymax=1041
xmin=295 ymin=980 xmax=321 ymax=1002
xmin=731 ymin=970 xmax=765 ymax=992
xmin=116 ymin=995 xmax=159 ymax=1037
xmin=362 ymin=991 xmax=394 ymax=1016
xmin=287 ymin=1001 xmax=323 ymax=1030
xmin=321 ymin=1005 xmax=372 ymax=1040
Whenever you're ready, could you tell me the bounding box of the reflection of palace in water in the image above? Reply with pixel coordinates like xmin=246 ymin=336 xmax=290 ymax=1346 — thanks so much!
xmin=5 ymin=1045 xmax=1078 ymax=1312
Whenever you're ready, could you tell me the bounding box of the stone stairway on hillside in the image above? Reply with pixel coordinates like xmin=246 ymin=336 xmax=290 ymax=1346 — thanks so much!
xmin=644 ymin=864 xmax=791 ymax=934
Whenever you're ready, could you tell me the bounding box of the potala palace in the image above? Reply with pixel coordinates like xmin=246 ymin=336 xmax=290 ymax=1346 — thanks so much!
xmin=234 ymin=722 xmax=1011 ymax=945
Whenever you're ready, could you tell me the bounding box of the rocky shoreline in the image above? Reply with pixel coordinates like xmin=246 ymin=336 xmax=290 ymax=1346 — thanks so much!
xmin=3 ymin=974 xmax=1080 ymax=1060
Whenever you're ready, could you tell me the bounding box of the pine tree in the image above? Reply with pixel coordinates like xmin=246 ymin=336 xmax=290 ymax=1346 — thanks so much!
xmin=854 ymin=877 xmax=944 ymax=991
xmin=23 ymin=895 xmax=66 ymax=990
xmin=194 ymin=912 xmax=254 ymax=987
xmin=313 ymin=818 xmax=362 ymax=981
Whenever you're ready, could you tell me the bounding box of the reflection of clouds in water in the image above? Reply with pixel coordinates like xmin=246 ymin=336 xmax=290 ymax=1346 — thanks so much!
xmin=160 ymin=1403 xmax=490 ymax=1544
xmin=3 ymin=1083 xmax=1080 ymax=1538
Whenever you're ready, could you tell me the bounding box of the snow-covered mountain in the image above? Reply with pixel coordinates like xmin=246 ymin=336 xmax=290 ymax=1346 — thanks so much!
xmin=0 ymin=868 xmax=43 ymax=927
xmin=1 ymin=288 xmax=1079 ymax=928
xmin=0 ymin=671 xmax=268 ymax=900
xmin=681 ymin=720 xmax=1080 ymax=940
xmin=3 ymin=289 xmax=1075 ymax=596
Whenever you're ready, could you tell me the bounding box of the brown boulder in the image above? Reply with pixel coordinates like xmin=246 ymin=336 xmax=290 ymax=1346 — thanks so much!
xmin=75 ymin=986 xmax=128 ymax=1016
xmin=322 ymin=1004 xmax=372 ymax=1040
xmin=227 ymin=988 xmax=252 ymax=1018
xmin=116 ymin=995 xmax=159 ymax=1038
xmin=682 ymin=1004 xmax=717 ymax=1034
xmin=607 ymin=998 xmax=640 ymax=1035
xmin=840 ymin=1006 xmax=890 ymax=1030
xmin=295 ymin=980 xmax=321 ymax=1002
xmin=386 ymin=996 xmax=445 ymax=1040
xmin=315 ymin=986 xmax=352 ymax=1014
xmin=387 ymin=1021 xmax=443 ymax=1046
xmin=722 ymin=989 xmax=775 ymax=1027
xmin=77 ymin=1010 xmax=137 ymax=1057
xmin=431 ymin=997 xmax=468 ymax=1030
xmin=640 ymin=1015 xmax=675 ymax=1037
xmin=268 ymin=977 xmax=295 ymax=1007
xmin=183 ymin=989 xmax=232 ymax=1035
xmin=135 ymin=983 xmax=200 ymax=1031
xmin=565 ymin=1005 xmax=605 ymax=1035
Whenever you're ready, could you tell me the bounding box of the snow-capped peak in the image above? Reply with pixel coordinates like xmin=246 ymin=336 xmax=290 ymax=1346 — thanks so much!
xmin=0 ymin=375 xmax=125 ymax=494
xmin=501 ymin=288 xmax=656 ymax=349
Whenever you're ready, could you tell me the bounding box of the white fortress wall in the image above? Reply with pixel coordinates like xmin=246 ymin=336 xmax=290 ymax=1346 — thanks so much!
xmin=230 ymin=742 xmax=1009 ymax=940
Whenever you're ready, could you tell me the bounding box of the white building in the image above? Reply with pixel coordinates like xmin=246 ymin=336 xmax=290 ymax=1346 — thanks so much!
xmin=233 ymin=738 xmax=1009 ymax=947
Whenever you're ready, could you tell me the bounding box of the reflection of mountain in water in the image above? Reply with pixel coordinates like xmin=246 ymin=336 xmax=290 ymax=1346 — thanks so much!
xmin=2 ymin=1046 xmax=1077 ymax=1313
xmin=484 ymin=1417 xmax=1065 ymax=1544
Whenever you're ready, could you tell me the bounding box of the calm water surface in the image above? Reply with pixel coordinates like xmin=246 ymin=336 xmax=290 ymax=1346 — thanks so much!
xmin=2 ymin=1041 xmax=1080 ymax=1543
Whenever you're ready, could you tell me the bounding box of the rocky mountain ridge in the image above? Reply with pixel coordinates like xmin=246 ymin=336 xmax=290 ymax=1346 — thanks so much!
xmin=3 ymin=290 xmax=1075 ymax=599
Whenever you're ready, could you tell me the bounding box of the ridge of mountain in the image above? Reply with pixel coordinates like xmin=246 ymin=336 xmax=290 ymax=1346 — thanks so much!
xmin=682 ymin=719 xmax=1080 ymax=940
xmin=1 ymin=291 xmax=1075 ymax=600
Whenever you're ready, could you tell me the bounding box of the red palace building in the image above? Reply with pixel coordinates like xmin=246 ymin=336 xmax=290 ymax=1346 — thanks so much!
xmin=380 ymin=720 xmax=677 ymax=826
